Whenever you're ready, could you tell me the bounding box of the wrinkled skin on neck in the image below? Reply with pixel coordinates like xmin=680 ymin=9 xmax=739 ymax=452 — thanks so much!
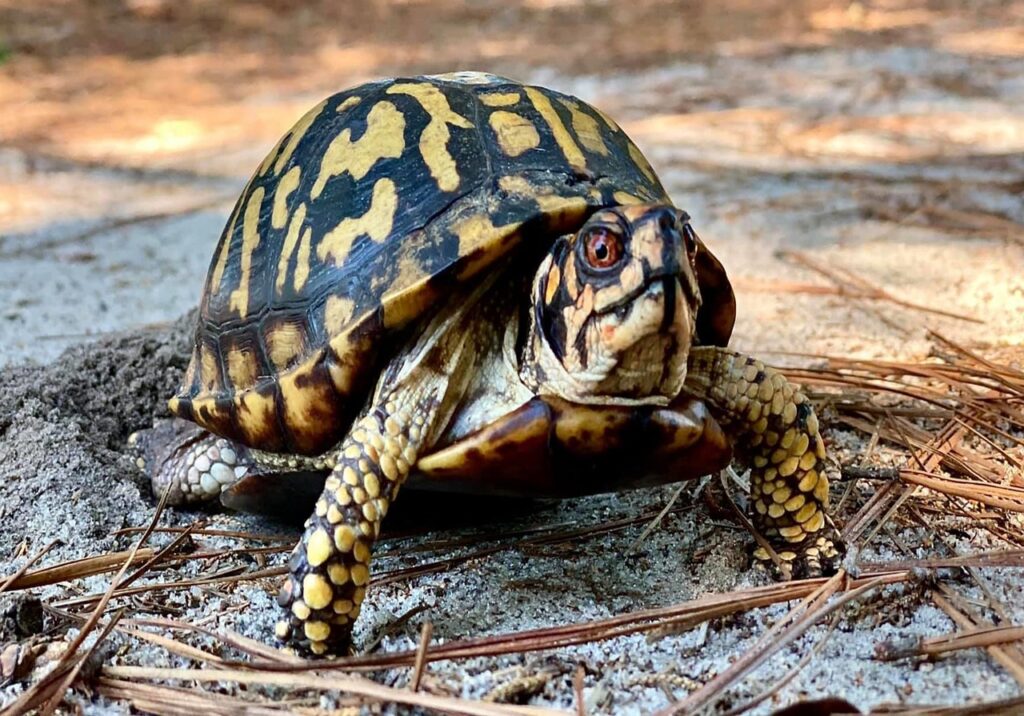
xmin=520 ymin=204 xmax=703 ymax=406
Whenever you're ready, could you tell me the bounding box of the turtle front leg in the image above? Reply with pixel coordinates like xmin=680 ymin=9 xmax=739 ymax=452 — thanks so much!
xmin=128 ymin=419 xmax=250 ymax=506
xmin=685 ymin=347 xmax=845 ymax=578
xmin=274 ymin=405 xmax=427 ymax=656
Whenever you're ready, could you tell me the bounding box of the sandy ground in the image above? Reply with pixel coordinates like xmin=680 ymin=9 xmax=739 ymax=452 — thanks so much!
xmin=1 ymin=1 xmax=1023 ymax=713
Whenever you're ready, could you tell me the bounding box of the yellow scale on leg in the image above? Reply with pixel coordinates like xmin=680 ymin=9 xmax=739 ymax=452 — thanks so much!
xmin=687 ymin=347 xmax=843 ymax=576
xmin=274 ymin=405 xmax=425 ymax=655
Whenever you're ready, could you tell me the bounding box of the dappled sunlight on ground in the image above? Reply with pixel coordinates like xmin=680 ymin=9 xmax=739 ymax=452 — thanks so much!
xmin=940 ymin=25 xmax=1024 ymax=57
xmin=810 ymin=2 xmax=938 ymax=32
xmin=1 ymin=1 xmax=1020 ymax=185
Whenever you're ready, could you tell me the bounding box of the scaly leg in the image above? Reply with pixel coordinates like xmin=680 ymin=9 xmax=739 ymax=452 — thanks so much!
xmin=131 ymin=404 xmax=444 ymax=656
xmin=129 ymin=420 xmax=334 ymax=506
xmin=685 ymin=347 xmax=844 ymax=578
xmin=128 ymin=420 xmax=251 ymax=505
xmin=273 ymin=400 xmax=434 ymax=655
xmin=274 ymin=279 xmax=486 ymax=655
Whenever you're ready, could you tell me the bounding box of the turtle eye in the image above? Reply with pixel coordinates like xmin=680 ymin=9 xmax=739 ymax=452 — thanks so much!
xmin=583 ymin=227 xmax=624 ymax=270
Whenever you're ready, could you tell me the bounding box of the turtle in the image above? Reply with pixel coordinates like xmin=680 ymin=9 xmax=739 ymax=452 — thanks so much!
xmin=130 ymin=72 xmax=844 ymax=656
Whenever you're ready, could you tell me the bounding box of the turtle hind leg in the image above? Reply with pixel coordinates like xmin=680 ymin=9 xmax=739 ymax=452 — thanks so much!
xmin=128 ymin=419 xmax=249 ymax=506
xmin=685 ymin=347 xmax=845 ymax=579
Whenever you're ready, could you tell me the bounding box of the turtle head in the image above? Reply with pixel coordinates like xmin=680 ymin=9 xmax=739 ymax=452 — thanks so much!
xmin=521 ymin=204 xmax=702 ymax=404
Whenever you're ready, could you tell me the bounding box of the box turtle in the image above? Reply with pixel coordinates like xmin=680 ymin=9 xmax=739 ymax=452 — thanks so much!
xmin=130 ymin=72 xmax=844 ymax=656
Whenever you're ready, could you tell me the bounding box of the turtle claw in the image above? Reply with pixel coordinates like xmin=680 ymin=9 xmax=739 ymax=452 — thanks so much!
xmin=753 ymin=528 xmax=845 ymax=581
xmin=798 ymin=530 xmax=846 ymax=578
xmin=277 ymin=628 xmax=354 ymax=660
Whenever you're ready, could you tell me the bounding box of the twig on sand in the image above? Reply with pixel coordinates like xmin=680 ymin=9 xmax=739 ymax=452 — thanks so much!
xmin=655 ymin=571 xmax=893 ymax=715
xmin=0 ymin=196 xmax=235 ymax=260
xmin=2 ymin=491 xmax=171 ymax=715
xmin=721 ymin=613 xmax=841 ymax=716
xmin=626 ymin=482 xmax=688 ymax=555
xmin=932 ymin=592 xmax=1024 ymax=686
xmin=876 ymin=624 xmax=1024 ymax=662
xmin=777 ymin=249 xmax=983 ymax=324
xmin=410 ymin=621 xmax=433 ymax=692
xmin=0 ymin=539 xmax=61 ymax=595
xmin=102 ymin=665 xmax=563 ymax=716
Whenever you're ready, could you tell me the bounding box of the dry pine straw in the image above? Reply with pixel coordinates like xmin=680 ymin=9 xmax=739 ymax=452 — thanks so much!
xmin=2 ymin=336 xmax=1024 ymax=715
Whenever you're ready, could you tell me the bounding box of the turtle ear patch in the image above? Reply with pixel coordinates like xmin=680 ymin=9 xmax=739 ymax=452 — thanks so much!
xmin=533 ymin=238 xmax=574 ymax=363
xmin=538 ymin=236 xmax=574 ymax=305
xmin=544 ymin=262 xmax=561 ymax=305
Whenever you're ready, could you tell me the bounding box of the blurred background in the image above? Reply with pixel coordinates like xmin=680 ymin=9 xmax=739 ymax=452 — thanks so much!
xmin=1 ymin=0 xmax=1022 ymax=365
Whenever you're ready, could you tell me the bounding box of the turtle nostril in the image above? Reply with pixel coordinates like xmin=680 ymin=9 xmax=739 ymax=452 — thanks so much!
xmin=657 ymin=210 xmax=676 ymax=232
xmin=659 ymin=277 xmax=678 ymax=332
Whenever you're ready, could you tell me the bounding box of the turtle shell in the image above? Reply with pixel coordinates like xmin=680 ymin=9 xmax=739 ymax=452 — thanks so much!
xmin=171 ymin=72 xmax=736 ymax=455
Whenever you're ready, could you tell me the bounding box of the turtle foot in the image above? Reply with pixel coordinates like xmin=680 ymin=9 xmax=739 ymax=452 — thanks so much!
xmin=127 ymin=419 xmax=248 ymax=506
xmin=753 ymin=527 xmax=846 ymax=580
